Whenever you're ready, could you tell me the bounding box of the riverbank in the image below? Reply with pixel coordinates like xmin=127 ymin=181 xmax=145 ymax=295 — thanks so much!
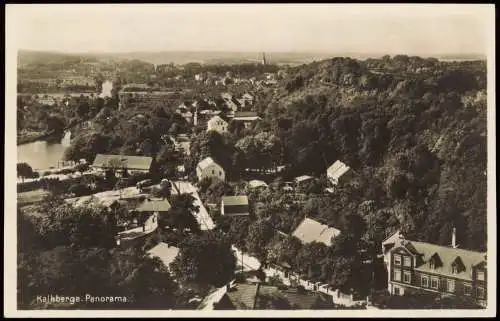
xmin=17 ymin=130 xmax=56 ymax=146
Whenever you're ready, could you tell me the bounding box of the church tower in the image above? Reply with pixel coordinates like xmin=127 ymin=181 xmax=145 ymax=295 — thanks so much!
xmin=261 ymin=52 xmax=267 ymax=65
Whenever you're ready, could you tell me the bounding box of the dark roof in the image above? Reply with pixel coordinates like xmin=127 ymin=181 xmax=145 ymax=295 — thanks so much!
xmin=92 ymin=154 xmax=152 ymax=171
xmin=225 ymin=283 xmax=260 ymax=309
xmin=234 ymin=111 xmax=259 ymax=118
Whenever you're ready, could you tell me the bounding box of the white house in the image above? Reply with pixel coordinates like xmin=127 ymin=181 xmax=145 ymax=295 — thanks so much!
xmin=196 ymin=157 xmax=225 ymax=182
xmin=206 ymin=115 xmax=228 ymax=134
xmin=326 ymin=160 xmax=352 ymax=186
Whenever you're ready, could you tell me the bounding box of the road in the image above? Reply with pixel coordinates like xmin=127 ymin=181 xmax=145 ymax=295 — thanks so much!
xmin=172 ymin=181 xmax=215 ymax=230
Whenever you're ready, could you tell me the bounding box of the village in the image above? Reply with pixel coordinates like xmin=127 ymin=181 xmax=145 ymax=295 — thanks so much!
xmin=17 ymin=52 xmax=488 ymax=310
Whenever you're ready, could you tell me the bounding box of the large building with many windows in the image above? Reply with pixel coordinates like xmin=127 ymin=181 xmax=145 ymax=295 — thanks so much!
xmin=381 ymin=230 xmax=487 ymax=307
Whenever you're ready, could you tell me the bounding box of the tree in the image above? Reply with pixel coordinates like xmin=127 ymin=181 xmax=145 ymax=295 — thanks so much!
xmin=68 ymin=182 xmax=91 ymax=197
xmin=46 ymin=114 xmax=66 ymax=134
xmin=160 ymin=193 xmax=200 ymax=233
xmin=246 ymin=219 xmax=274 ymax=262
xmin=34 ymin=202 xmax=117 ymax=249
xmin=17 ymin=162 xmax=34 ymax=182
xmin=170 ymin=232 xmax=236 ymax=288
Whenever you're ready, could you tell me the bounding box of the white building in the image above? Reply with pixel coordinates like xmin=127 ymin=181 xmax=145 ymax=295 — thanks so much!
xmin=196 ymin=157 xmax=225 ymax=182
xmin=326 ymin=160 xmax=352 ymax=186
xmin=206 ymin=115 xmax=228 ymax=134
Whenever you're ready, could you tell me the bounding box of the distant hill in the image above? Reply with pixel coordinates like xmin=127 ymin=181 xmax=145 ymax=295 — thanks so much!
xmin=18 ymin=49 xmax=486 ymax=67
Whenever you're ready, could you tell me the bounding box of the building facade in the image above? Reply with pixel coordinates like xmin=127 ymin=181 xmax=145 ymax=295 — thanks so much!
xmin=382 ymin=231 xmax=487 ymax=307
xmin=196 ymin=157 xmax=226 ymax=182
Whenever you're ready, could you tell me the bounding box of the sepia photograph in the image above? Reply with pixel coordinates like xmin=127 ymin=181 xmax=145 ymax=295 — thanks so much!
xmin=4 ymin=3 xmax=496 ymax=318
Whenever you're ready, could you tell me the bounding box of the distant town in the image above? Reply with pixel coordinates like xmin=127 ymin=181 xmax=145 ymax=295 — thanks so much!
xmin=17 ymin=49 xmax=487 ymax=310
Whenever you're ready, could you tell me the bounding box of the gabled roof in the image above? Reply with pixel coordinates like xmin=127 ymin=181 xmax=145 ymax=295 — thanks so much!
xmin=92 ymin=154 xmax=153 ymax=171
xmin=248 ymin=180 xmax=268 ymax=189
xmin=197 ymin=157 xmax=222 ymax=170
xmin=234 ymin=111 xmax=260 ymax=119
xmin=279 ymin=289 xmax=333 ymax=309
xmin=294 ymin=175 xmax=314 ymax=183
xmin=225 ymin=283 xmax=261 ymax=309
xmin=222 ymin=195 xmax=249 ymax=206
xmin=207 ymin=115 xmax=228 ymax=126
xmin=136 ymin=198 xmax=171 ymax=212
xmin=327 ymin=160 xmax=351 ymax=181
xmin=291 ymin=217 xmax=341 ymax=246
xmin=147 ymin=242 xmax=179 ymax=269
xmin=396 ymin=240 xmax=487 ymax=281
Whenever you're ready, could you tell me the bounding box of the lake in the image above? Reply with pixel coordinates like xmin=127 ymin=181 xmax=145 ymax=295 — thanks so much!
xmin=17 ymin=131 xmax=72 ymax=171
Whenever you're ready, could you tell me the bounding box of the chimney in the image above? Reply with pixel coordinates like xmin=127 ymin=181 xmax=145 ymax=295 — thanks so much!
xmin=452 ymin=227 xmax=457 ymax=248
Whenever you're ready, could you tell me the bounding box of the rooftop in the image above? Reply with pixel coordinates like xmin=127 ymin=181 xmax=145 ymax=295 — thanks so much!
xmin=221 ymin=195 xmax=249 ymax=206
xmin=197 ymin=157 xmax=220 ymax=170
xmin=327 ymin=160 xmax=350 ymax=181
xmin=136 ymin=198 xmax=172 ymax=212
xmin=92 ymin=154 xmax=153 ymax=171
xmin=234 ymin=111 xmax=260 ymax=118
xmin=292 ymin=217 xmax=341 ymax=246
xmin=147 ymin=242 xmax=179 ymax=269
xmin=248 ymin=180 xmax=268 ymax=189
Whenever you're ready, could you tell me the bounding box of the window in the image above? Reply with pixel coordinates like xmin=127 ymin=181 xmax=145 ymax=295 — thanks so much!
xmin=430 ymin=277 xmax=439 ymax=289
xmin=393 ymin=269 xmax=401 ymax=281
xmin=393 ymin=254 xmax=402 ymax=266
xmin=218 ymin=171 xmax=221 ymax=177
xmin=476 ymin=270 xmax=485 ymax=281
xmin=404 ymin=256 xmax=412 ymax=267
xmin=421 ymin=276 xmax=429 ymax=288
xmin=476 ymin=287 xmax=485 ymax=299
xmin=403 ymin=271 xmax=411 ymax=284
xmin=394 ymin=287 xmax=401 ymax=295
xmin=429 ymin=260 xmax=435 ymax=269
xmin=447 ymin=279 xmax=455 ymax=293
xmin=464 ymin=284 xmax=472 ymax=296
xmin=452 ymin=265 xmax=458 ymax=274
xmin=212 ymin=170 xmax=215 ymax=174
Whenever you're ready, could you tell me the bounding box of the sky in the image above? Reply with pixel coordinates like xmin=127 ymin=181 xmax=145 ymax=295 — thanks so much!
xmin=6 ymin=4 xmax=493 ymax=56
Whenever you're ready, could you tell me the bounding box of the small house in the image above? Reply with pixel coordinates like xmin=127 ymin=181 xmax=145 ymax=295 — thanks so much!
xmin=221 ymin=195 xmax=250 ymax=217
xmin=232 ymin=111 xmax=261 ymax=129
xmin=326 ymin=160 xmax=352 ymax=186
xmin=207 ymin=115 xmax=229 ymax=134
xmin=196 ymin=157 xmax=225 ymax=182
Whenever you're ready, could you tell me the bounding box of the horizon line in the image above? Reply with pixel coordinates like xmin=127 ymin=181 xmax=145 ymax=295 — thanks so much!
xmin=17 ymin=48 xmax=486 ymax=58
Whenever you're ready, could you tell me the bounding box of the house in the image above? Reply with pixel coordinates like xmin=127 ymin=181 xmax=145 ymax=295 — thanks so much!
xmin=206 ymin=115 xmax=228 ymax=134
xmin=326 ymin=160 xmax=353 ymax=186
xmin=136 ymin=198 xmax=172 ymax=214
xmin=221 ymin=195 xmax=250 ymax=217
xmin=382 ymin=229 xmax=487 ymax=307
xmin=242 ymin=93 xmax=254 ymax=105
xmin=91 ymin=154 xmax=153 ymax=175
xmin=37 ymin=96 xmax=57 ymax=106
xmin=247 ymin=180 xmax=268 ymax=190
xmin=147 ymin=242 xmax=179 ymax=271
xmin=204 ymin=282 xmax=335 ymax=310
xmin=196 ymin=157 xmax=225 ymax=182
xmin=232 ymin=111 xmax=262 ymax=129
xmin=291 ymin=217 xmax=341 ymax=247
xmin=294 ymin=175 xmax=315 ymax=189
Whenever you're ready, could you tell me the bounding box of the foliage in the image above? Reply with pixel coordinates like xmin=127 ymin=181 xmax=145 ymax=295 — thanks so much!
xmin=170 ymin=231 xmax=237 ymax=288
